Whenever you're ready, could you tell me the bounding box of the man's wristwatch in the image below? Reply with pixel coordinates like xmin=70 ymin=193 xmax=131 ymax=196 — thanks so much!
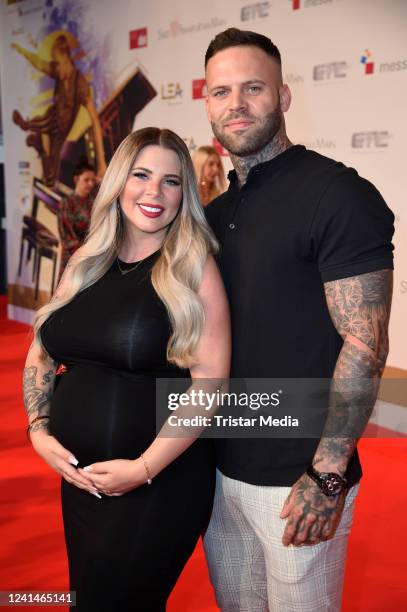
xmin=306 ymin=466 xmax=347 ymax=496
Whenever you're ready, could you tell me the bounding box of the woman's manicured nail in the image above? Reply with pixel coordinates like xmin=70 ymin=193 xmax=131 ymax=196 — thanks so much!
xmin=68 ymin=455 xmax=79 ymax=466
xmin=90 ymin=490 xmax=102 ymax=499
xmin=83 ymin=465 xmax=93 ymax=472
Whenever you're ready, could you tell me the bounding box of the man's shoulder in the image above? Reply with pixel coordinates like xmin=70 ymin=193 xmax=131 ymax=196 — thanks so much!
xmin=301 ymin=148 xmax=386 ymax=202
xmin=294 ymin=146 xmax=349 ymax=177
xmin=290 ymin=146 xmax=371 ymax=200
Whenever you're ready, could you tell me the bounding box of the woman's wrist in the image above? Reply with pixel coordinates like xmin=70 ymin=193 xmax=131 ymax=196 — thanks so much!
xmin=133 ymin=455 xmax=154 ymax=486
xmin=139 ymin=453 xmax=153 ymax=485
xmin=27 ymin=416 xmax=51 ymax=440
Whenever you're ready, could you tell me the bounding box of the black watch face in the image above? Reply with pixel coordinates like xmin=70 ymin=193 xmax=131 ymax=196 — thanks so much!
xmin=323 ymin=474 xmax=343 ymax=495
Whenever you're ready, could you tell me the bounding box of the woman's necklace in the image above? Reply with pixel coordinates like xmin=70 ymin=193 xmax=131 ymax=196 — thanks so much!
xmin=116 ymin=257 xmax=144 ymax=275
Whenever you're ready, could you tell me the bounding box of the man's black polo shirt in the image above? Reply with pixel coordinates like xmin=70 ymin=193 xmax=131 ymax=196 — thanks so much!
xmin=206 ymin=145 xmax=394 ymax=487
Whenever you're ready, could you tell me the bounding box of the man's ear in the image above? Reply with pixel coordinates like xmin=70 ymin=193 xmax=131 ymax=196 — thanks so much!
xmin=279 ymin=84 xmax=292 ymax=113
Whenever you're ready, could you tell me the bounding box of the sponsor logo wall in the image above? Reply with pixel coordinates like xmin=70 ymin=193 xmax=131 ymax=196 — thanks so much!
xmin=0 ymin=0 xmax=405 ymax=368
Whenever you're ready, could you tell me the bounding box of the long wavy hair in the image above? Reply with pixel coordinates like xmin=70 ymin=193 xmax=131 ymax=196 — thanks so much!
xmin=192 ymin=145 xmax=227 ymax=205
xmin=34 ymin=128 xmax=219 ymax=368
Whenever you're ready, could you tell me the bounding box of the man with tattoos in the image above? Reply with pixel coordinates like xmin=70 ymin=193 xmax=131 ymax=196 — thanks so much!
xmin=202 ymin=28 xmax=394 ymax=611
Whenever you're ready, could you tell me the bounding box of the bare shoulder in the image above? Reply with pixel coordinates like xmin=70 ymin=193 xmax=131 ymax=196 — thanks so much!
xmin=192 ymin=254 xmax=231 ymax=378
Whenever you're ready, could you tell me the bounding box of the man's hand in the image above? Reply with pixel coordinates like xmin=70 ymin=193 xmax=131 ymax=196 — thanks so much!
xmin=280 ymin=473 xmax=345 ymax=547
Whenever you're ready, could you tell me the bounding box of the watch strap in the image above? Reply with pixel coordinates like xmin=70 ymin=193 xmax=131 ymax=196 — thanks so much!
xmin=306 ymin=465 xmax=347 ymax=496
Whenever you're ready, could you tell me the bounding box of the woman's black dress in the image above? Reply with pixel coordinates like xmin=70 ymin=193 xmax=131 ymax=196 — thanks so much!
xmin=40 ymin=252 xmax=215 ymax=611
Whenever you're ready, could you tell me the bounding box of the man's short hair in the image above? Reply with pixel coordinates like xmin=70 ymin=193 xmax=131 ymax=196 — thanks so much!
xmin=205 ymin=28 xmax=281 ymax=68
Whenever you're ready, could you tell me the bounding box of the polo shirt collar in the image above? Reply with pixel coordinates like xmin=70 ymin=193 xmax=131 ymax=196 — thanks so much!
xmin=227 ymin=144 xmax=306 ymax=187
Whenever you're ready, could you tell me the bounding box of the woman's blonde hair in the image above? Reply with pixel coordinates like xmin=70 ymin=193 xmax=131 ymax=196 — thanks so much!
xmin=34 ymin=128 xmax=218 ymax=368
xmin=192 ymin=145 xmax=227 ymax=203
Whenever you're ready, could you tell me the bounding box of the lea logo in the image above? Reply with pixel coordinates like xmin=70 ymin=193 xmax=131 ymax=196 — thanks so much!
xmin=212 ymin=138 xmax=229 ymax=157
xmin=351 ymin=131 xmax=390 ymax=148
xmin=192 ymin=79 xmax=207 ymax=99
xmin=161 ymin=83 xmax=183 ymax=100
xmin=129 ymin=28 xmax=148 ymax=49
xmin=360 ymin=49 xmax=374 ymax=74
xmin=241 ymin=2 xmax=270 ymax=21
xmin=291 ymin=0 xmax=300 ymax=8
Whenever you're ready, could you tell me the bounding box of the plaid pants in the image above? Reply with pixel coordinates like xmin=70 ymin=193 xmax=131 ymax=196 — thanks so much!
xmin=203 ymin=470 xmax=359 ymax=612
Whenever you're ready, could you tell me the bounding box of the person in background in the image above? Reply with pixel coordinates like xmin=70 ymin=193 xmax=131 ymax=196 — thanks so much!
xmin=57 ymin=158 xmax=98 ymax=280
xmin=193 ymin=145 xmax=227 ymax=206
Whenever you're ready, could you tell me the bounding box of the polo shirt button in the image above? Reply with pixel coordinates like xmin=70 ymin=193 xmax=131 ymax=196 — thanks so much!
xmin=229 ymin=223 xmax=236 ymax=230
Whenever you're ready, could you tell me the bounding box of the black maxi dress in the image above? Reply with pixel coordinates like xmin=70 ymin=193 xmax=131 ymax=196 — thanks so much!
xmin=40 ymin=252 xmax=215 ymax=611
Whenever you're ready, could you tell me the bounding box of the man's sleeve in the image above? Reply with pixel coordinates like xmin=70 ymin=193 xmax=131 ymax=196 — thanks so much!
xmin=310 ymin=169 xmax=395 ymax=283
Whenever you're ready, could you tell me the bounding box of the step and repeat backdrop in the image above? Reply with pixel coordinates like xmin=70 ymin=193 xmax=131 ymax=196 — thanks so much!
xmin=0 ymin=0 xmax=406 ymax=368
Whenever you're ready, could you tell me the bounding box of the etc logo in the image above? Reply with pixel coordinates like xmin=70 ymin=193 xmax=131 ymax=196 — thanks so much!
xmin=360 ymin=49 xmax=374 ymax=74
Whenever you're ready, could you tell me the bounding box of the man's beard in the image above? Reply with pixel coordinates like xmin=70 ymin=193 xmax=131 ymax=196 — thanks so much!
xmin=211 ymin=108 xmax=282 ymax=157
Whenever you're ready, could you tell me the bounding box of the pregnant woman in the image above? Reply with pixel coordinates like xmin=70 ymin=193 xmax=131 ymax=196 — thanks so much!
xmin=23 ymin=128 xmax=230 ymax=611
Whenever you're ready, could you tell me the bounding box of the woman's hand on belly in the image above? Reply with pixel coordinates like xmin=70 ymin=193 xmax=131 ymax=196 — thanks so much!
xmin=78 ymin=458 xmax=148 ymax=496
xmin=30 ymin=429 xmax=103 ymax=498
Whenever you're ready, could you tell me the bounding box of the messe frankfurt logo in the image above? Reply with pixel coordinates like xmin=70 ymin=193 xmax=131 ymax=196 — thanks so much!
xmin=290 ymin=0 xmax=334 ymax=8
xmin=360 ymin=49 xmax=374 ymax=74
xmin=129 ymin=28 xmax=148 ymax=49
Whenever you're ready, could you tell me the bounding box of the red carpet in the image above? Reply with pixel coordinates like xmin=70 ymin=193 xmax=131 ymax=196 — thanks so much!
xmin=0 ymin=295 xmax=405 ymax=611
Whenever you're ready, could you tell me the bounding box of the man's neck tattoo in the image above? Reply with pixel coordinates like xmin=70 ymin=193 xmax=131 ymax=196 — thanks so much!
xmin=231 ymin=134 xmax=293 ymax=186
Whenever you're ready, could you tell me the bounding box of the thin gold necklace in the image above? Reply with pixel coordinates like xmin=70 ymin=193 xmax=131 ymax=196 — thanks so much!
xmin=116 ymin=257 xmax=144 ymax=275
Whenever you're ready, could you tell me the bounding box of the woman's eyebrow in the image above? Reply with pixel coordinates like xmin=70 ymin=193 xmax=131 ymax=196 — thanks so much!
xmin=132 ymin=166 xmax=181 ymax=180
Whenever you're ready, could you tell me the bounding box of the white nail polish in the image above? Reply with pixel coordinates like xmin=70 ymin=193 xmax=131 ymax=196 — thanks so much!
xmin=68 ymin=455 xmax=79 ymax=466
xmin=90 ymin=490 xmax=102 ymax=499
xmin=83 ymin=465 xmax=93 ymax=472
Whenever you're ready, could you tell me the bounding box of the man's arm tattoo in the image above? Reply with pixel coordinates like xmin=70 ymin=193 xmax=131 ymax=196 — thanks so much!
xmin=324 ymin=270 xmax=392 ymax=370
xmin=313 ymin=270 xmax=393 ymax=474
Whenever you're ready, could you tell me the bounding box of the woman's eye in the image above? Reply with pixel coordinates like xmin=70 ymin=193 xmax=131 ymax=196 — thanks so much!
xmin=165 ymin=179 xmax=181 ymax=186
xmin=132 ymin=172 xmax=148 ymax=179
